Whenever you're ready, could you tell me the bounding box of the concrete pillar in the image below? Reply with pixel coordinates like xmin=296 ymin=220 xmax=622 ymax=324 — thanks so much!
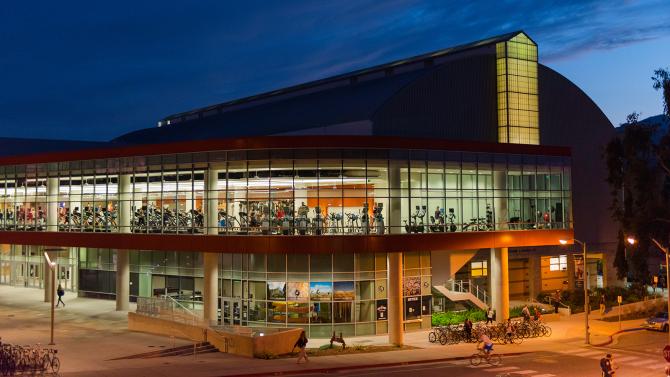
xmin=203 ymin=252 xmax=219 ymax=325
xmin=115 ymin=249 xmax=129 ymax=311
xmin=206 ymin=169 xmax=219 ymax=235
xmin=44 ymin=257 xmax=52 ymax=302
xmin=388 ymin=162 xmax=402 ymax=234
xmin=387 ymin=251 xmax=404 ymax=345
xmin=47 ymin=177 xmax=59 ymax=232
xmin=490 ymin=248 xmax=510 ymax=322
xmin=119 ymin=174 xmax=132 ymax=233
xmin=528 ymin=253 xmax=542 ymax=300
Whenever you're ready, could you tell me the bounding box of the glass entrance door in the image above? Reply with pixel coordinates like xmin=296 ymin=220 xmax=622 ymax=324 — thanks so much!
xmin=27 ymin=263 xmax=41 ymax=288
xmin=57 ymin=263 xmax=75 ymax=291
xmin=0 ymin=261 xmax=10 ymax=284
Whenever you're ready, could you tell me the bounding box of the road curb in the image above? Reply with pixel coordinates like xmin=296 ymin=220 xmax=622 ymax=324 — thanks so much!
xmin=590 ymin=327 xmax=645 ymax=347
xmin=218 ymin=351 xmax=532 ymax=377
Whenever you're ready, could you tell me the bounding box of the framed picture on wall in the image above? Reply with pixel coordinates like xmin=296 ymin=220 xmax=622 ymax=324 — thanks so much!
xmin=310 ymin=282 xmax=332 ymax=301
xmin=267 ymin=281 xmax=286 ymax=300
xmin=287 ymin=282 xmax=309 ymax=301
xmin=333 ymin=281 xmax=355 ymax=301
xmin=403 ymin=276 xmax=421 ymax=296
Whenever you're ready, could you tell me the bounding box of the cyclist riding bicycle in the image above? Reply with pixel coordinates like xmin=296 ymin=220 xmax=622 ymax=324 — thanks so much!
xmin=477 ymin=331 xmax=494 ymax=354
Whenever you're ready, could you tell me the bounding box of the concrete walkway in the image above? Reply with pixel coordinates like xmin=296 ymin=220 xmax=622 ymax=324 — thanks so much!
xmin=0 ymin=285 xmax=650 ymax=377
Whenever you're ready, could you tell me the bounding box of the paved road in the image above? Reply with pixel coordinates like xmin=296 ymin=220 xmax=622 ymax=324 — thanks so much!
xmin=283 ymin=331 xmax=668 ymax=377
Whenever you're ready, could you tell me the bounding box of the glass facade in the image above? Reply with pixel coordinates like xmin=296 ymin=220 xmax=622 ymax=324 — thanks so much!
xmin=497 ymin=33 xmax=539 ymax=145
xmin=0 ymin=244 xmax=77 ymax=290
xmin=32 ymin=247 xmax=430 ymax=337
xmin=0 ymin=148 xmax=571 ymax=235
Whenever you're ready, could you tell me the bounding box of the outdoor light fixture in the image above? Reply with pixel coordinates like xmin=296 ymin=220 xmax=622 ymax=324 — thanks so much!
xmin=43 ymin=251 xmax=57 ymax=345
xmin=626 ymin=237 xmax=636 ymax=245
xmin=559 ymin=238 xmax=589 ymax=344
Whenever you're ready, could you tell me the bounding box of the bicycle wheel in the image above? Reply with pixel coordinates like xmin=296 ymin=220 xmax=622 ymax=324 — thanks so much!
xmin=543 ymin=326 xmax=552 ymax=337
xmin=439 ymin=333 xmax=448 ymax=345
xmin=51 ymin=357 xmax=60 ymax=374
xmin=488 ymin=353 xmax=502 ymax=366
xmin=428 ymin=331 xmax=437 ymax=343
xmin=470 ymin=353 xmax=482 ymax=366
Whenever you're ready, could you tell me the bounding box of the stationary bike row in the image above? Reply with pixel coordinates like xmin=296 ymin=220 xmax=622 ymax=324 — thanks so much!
xmin=218 ymin=202 xmax=386 ymax=235
xmin=404 ymin=204 xmax=494 ymax=233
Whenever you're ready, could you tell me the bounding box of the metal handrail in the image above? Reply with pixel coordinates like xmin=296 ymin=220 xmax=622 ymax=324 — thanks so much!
xmin=446 ymin=279 xmax=489 ymax=305
xmin=136 ymin=296 xmax=205 ymax=327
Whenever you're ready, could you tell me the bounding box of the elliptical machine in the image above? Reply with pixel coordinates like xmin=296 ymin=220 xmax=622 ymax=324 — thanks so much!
xmin=373 ymin=203 xmax=385 ymax=235
xmin=447 ymin=208 xmax=457 ymax=232
xmin=313 ymin=206 xmax=324 ymax=235
xmin=297 ymin=202 xmax=309 ymax=235
xmin=360 ymin=202 xmax=370 ymax=235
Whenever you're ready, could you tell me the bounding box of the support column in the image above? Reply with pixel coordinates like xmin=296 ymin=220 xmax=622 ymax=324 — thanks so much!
xmin=206 ymin=169 xmax=219 ymax=236
xmin=119 ymin=174 xmax=132 ymax=234
xmin=203 ymin=252 xmax=219 ymax=325
xmin=115 ymin=249 xmax=129 ymax=311
xmin=490 ymin=248 xmax=509 ymax=322
xmin=387 ymin=251 xmax=404 ymax=345
xmin=47 ymin=177 xmax=58 ymax=232
xmin=528 ymin=253 xmax=542 ymax=300
xmin=44 ymin=256 xmax=52 ymax=302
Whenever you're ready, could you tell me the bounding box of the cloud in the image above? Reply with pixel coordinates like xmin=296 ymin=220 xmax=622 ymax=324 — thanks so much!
xmin=0 ymin=0 xmax=669 ymax=140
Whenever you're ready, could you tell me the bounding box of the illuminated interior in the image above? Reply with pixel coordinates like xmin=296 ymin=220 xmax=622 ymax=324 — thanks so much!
xmin=497 ymin=33 xmax=539 ymax=145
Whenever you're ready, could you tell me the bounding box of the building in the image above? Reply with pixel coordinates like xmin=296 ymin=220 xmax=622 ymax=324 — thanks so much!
xmin=0 ymin=31 xmax=616 ymax=341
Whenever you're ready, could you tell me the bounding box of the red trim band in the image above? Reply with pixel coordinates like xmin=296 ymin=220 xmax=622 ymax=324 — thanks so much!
xmin=0 ymin=136 xmax=570 ymax=166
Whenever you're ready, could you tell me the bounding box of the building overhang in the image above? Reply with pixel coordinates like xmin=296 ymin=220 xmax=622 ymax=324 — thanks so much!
xmin=0 ymin=135 xmax=570 ymax=166
xmin=0 ymin=229 xmax=574 ymax=253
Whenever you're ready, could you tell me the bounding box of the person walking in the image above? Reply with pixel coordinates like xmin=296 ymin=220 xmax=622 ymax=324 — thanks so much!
xmin=599 ymin=294 xmax=606 ymax=316
xmin=56 ymin=284 xmax=65 ymax=307
xmin=293 ymin=330 xmax=309 ymax=364
xmin=599 ymin=354 xmax=615 ymax=377
xmin=464 ymin=318 xmax=473 ymax=341
xmin=486 ymin=307 xmax=495 ymax=324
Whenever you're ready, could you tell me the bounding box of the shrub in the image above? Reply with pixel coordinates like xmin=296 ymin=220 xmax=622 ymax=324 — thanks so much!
xmin=432 ymin=308 xmax=486 ymax=326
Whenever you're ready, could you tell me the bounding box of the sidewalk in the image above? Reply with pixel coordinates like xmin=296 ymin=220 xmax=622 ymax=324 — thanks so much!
xmin=0 ymin=285 xmax=647 ymax=377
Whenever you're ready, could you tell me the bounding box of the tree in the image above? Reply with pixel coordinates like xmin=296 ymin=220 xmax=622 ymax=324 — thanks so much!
xmin=652 ymin=68 xmax=670 ymax=118
xmin=605 ymin=114 xmax=661 ymax=282
xmin=605 ymin=69 xmax=670 ymax=282
xmin=613 ymin=229 xmax=628 ymax=280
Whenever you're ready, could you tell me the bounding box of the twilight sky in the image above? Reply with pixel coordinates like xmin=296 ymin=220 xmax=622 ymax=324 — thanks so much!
xmin=1 ymin=0 xmax=669 ymax=141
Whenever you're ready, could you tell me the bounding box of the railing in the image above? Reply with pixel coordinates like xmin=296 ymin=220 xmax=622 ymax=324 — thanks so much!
xmin=447 ymin=279 xmax=489 ymax=305
xmin=136 ymin=296 xmax=206 ymax=327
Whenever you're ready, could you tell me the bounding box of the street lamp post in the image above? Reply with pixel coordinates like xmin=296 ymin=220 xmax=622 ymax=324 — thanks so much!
xmin=44 ymin=252 xmax=56 ymax=345
xmin=560 ymin=238 xmax=589 ymax=344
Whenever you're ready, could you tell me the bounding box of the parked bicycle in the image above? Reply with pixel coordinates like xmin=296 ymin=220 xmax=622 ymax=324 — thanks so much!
xmin=0 ymin=342 xmax=59 ymax=376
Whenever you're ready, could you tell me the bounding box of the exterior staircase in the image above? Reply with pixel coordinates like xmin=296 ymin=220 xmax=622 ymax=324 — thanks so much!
xmin=433 ymin=279 xmax=489 ymax=310
xmin=111 ymin=342 xmax=218 ymax=360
